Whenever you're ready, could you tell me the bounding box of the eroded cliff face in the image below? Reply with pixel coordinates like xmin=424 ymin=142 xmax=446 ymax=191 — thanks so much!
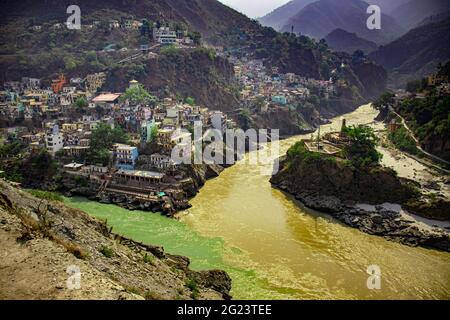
xmin=179 ymin=164 xmax=224 ymax=197
xmin=269 ymin=45 xmax=322 ymax=79
xmin=105 ymin=50 xmax=241 ymax=112
xmin=349 ymin=61 xmax=388 ymax=101
xmin=246 ymin=108 xmax=314 ymax=137
xmin=0 ymin=179 xmax=232 ymax=300
xmin=271 ymin=154 xmax=414 ymax=205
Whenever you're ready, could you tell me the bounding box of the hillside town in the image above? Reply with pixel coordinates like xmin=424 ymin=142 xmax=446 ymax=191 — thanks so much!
xmin=1 ymin=10 xmax=449 ymax=216
xmin=228 ymin=55 xmax=338 ymax=113
xmin=29 ymin=17 xmax=197 ymax=47
xmin=0 ymin=23 xmax=351 ymax=216
xmin=0 ymin=70 xmax=235 ymax=215
xmin=1 ymin=0 xmax=450 ymax=305
xmin=2 ymin=39 xmax=449 ymax=216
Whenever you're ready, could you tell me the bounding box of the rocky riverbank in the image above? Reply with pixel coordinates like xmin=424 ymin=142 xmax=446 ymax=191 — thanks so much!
xmin=0 ymin=179 xmax=232 ymax=300
xmin=56 ymin=175 xmax=192 ymax=216
xmin=30 ymin=163 xmax=225 ymax=217
xmin=280 ymin=191 xmax=450 ymax=252
xmin=270 ymin=144 xmax=450 ymax=252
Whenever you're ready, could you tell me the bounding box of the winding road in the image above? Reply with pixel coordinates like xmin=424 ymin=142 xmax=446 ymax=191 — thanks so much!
xmin=389 ymin=106 xmax=450 ymax=166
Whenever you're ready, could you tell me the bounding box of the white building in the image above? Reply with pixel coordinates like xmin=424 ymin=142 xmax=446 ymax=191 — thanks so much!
xmin=129 ymin=79 xmax=139 ymax=89
xmin=150 ymin=153 xmax=174 ymax=170
xmin=164 ymin=106 xmax=180 ymax=126
xmin=153 ymin=27 xmax=177 ymax=44
xmin=62 ymin=86 xmax=77 ymax=94
xmin=21 ymin=77 xmax=41 ymax=89
xmin=210 ymin=111 xmax=227 ymax=132
xmin=45 ymin=124 xmax=64 ymax=156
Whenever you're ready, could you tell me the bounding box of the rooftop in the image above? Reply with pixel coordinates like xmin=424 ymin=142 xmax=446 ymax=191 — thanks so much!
xmin=304 ymin=140 xmax=342 ymax=156
xmin=113 ymin=144 xmax=137 ymax=151
xmin=64 ymin=163 xmax=84 ymax=169
xmin=116 ymin=170 xmax=164 ymax=179
xmin=92 ymin=93 xmax=121 ymax=103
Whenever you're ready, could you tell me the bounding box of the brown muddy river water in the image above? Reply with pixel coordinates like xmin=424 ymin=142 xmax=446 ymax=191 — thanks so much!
xmin=66 ymin=104 xmax=450 ymax=300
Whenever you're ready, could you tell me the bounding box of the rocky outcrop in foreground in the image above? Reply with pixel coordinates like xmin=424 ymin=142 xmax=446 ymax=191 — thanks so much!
xmin=0 ymin=179 xmax=231 ymax=300
xmin=270 ymin=146 xmax=450 ymax=252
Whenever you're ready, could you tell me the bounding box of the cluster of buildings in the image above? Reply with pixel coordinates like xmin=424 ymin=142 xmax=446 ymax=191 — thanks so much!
xmin=31 ymin=18 xmax=143 ymax=32
xmin=0 ymin=76 xmax=234 ymax=201
xmin=152 ymin=26 xmax=194 ymax=45
xmin=427 ymin=73 xmax=450 ymax=96
xmin=231 ymin=58 xmax=336 ymax=112
xmin=389 ymin=70 xmax=450 ymax=108
xmin=0 ymin=72 xmax=107 ymax=125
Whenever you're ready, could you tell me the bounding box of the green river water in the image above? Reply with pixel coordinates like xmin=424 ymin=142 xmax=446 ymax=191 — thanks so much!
xmin=64 ymin=104 xmax=450 ymax=300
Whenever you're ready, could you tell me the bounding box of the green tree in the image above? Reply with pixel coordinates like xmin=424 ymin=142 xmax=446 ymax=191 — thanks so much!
xmin=307 ymin=94 xmax=320 ymax=106
xmin=85 ymin=123 xmax=129 ymax=166
xmin=238 ymin=108 xmax=253 ymax=131
xmin=20 ymin=150 xmax=58 ymax=184
xmin=343 ymin=125 xmax=381 ymax=167
xmin=86 ymin=148 xmax=111 ymax=166
xmin=373 ymin=91 xmax=394 ymax=110
xmin=189 ymin=31 xmax=201 ymax=45
xmin=120 ymin=84 xmax=155 ymax=105
xmin=64 ymin=56 xmax=77 ymax=71
xmin=75 ymin=96 xmax=88 ymax=108
xmin=389 ymin=127 xmax=419 ymax=155
xmin=150 ymin=126 xmax=159 ymax=141
xmin=406 ymin=79 xmax=423 ymax=93
xmin=126 ymin=63 xmax=147 ymax=80
xmin=85 ymin=50 xmax=98 ymax=63
xmin=90 ymin=123 xmax=129 ymax=150
xmin=318 ymin=39 xmax=328 ymax=53
xmin=140 ymin=19 xmax=151 ymax=36
xmin=253 ymin=96 xmax=266 ymax=110
xmin=351 ymin=50 xmax=365 ymax=63
xmin=185 ymin=96 xmax=195 ymax=106
xmin=0 ymin=141 xmax=24 ymax=157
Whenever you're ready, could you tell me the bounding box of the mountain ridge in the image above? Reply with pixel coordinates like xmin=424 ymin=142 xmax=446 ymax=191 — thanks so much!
xmin=390 ymin=0 xmax=450 ymax=30
xmin=324 ymin=28 xmax=378 ymax=54
xmin=258 ymin=0 xmax=316 ymax=30
xmin=0 ymin=0 xmax=388 ymax=107
xmin=369 ymin=17 xmax=450 ymax=88
xmin=280 ymin=0 xmax=405 ymax=45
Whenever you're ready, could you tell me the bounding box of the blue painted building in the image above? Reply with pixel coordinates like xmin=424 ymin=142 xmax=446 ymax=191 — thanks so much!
xmin=115 ymin=144 xmax=139 ymax=170
xmin=271 ymin=95 xmax=287 ymax=105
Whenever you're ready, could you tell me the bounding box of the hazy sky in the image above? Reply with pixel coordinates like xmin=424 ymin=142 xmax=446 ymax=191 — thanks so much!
xmin=218 ymin=0 xmax=291 ymax=18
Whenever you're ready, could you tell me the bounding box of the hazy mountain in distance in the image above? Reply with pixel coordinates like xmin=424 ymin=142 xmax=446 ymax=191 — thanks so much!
xmin=417 ymin=10 xmax=450 ymax=27
xmin=367 ymin=0 xmax=411 ymax=14
xmin=280 ymin=0 xmax=405 ymax=45
xmin=324 ymin=29 xmax=378 ymax=54
xmin=258 ymin=0 xmax=411 ymax=31
xmin=258 ymin=0 xmax=316 ymax=30
xmin=390 ymin=0 xmax=450 ymax=30
xmin=369 ymin=17 xmax=450 ymax=88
